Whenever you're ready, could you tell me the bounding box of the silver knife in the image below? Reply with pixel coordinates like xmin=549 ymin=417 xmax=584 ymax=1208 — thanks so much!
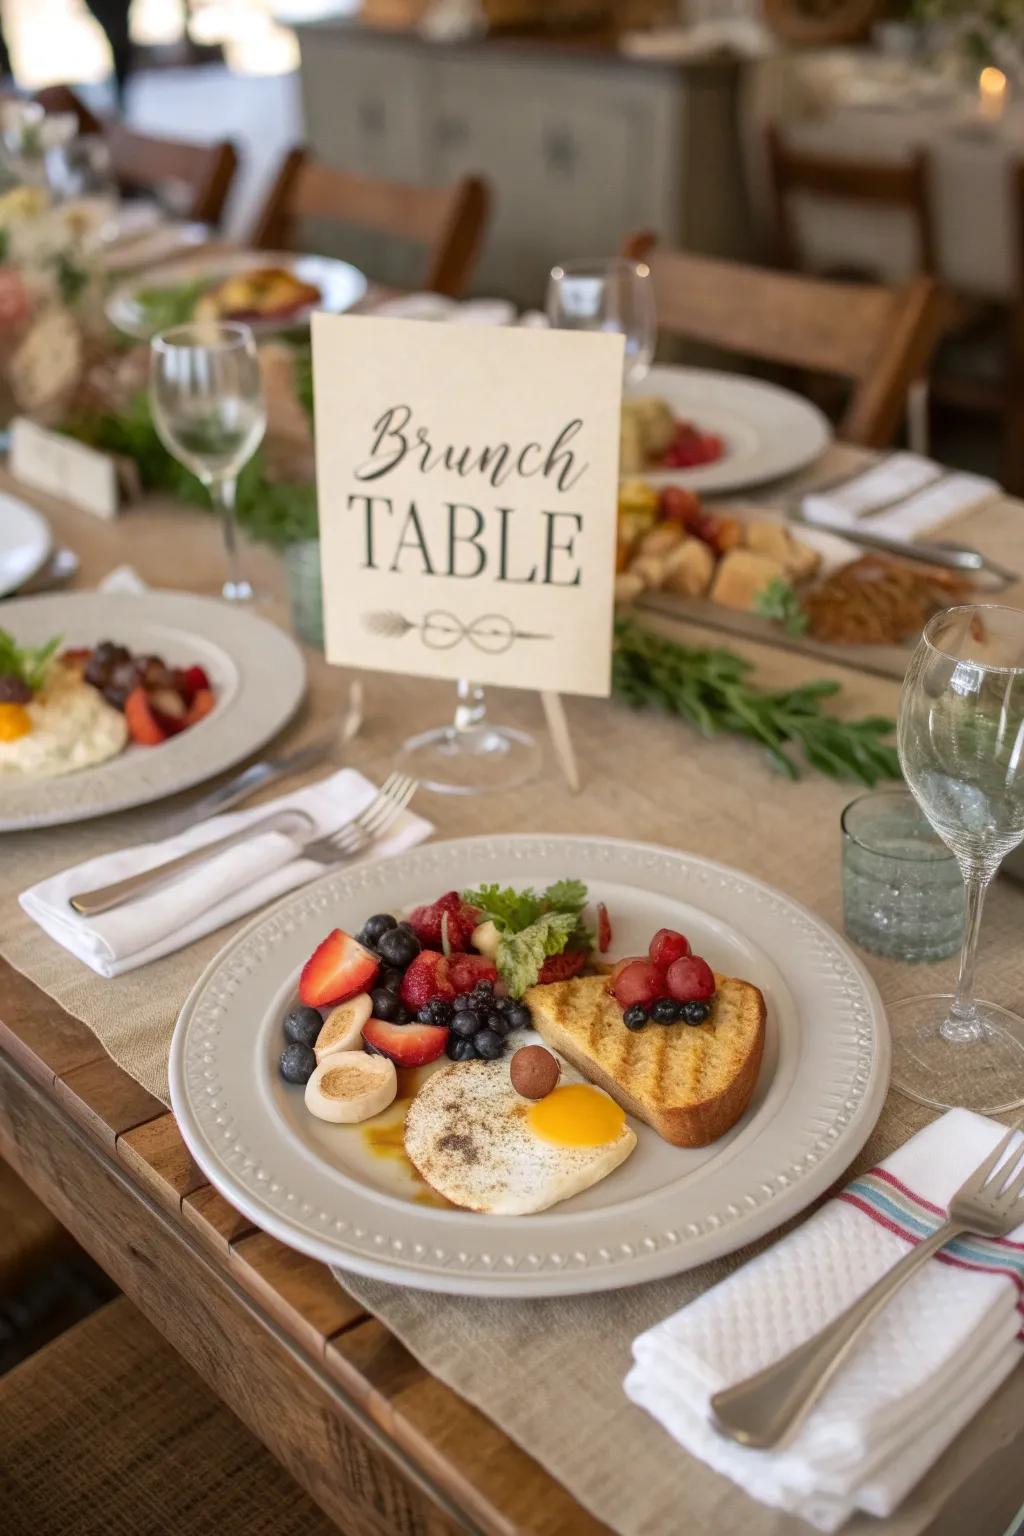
xmin=792 ymin=518 xmax=1017 ymax=583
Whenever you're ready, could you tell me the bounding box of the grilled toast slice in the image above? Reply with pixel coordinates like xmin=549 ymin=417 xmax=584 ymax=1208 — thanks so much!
xmin=524 ymin=973 xmax=766 ymax=1148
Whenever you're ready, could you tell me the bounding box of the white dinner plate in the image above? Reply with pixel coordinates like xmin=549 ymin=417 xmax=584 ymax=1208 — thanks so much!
xmin=626 ymin=366 xmax=833 ymax=494
xmin=170 ymin=835 xmax=890 ymax=1297
xmin=0 ymin=496 xmax=51 ymax=598
xmin=0 ymin=591 xmax=305 ymax=831
xmin=106 ymin=250 xmax=368 ymax=339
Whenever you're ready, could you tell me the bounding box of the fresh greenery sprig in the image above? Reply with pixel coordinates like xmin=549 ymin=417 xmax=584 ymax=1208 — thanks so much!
xmin=754 ymin=577 xmax=808 ymax=637
xmin=0 ymin=629 xmax=60 ymax=691
xmin=462 ymin=878 xmax=592 ymax=996
xmin=612 ymin=618 xmax=901 ymax=786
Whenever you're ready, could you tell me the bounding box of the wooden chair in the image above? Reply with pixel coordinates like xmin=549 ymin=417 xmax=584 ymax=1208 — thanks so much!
xmin=251 ymin=147 xmax=490 ymax=298
xmin=765 ymin=125 xmax=937 ymax=277
xmin=33 ymin=84 xmax=238 ymax=227
xmin=0 ymin=1296 xmax=338 ymax=1536
xmin=622 ymin=235 xmax=944 ymax=449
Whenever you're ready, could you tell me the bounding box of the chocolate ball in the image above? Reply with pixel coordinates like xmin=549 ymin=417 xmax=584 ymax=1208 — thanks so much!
xmin=509 ymin=1045 xmax=560 ymax=1101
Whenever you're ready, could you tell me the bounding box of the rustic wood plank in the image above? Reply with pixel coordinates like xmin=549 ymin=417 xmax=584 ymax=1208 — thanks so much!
xmin=117 ymin=1112 xmax=206 ymax=1212
xmin=54 ymin=1054 xmax=165 ymax=1150
xmin=0 ymin=959 xmax=106 ymax=1088
xmin=229 ymin=1229 xmax=365 ymax=1358
xmin=0 ymin=1050 xmax=469 ymax=1536
xmin=182 ymin=1184 xmax=257 ymax=1258
xmin=327 ymin=1320 xmax=612 ymax=1536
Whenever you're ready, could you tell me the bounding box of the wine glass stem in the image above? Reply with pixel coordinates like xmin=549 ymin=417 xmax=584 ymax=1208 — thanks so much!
xmin=945 ymin=868 xmax=992 ymax=1042
xmin=454 ymin=679 xmax=486 ymax=734
xmin=210 ymin=475 xmax=247 ymax=600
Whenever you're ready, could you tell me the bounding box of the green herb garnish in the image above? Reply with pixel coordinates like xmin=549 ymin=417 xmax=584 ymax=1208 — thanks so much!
xmin=462 ymin=878 xmax=591 ymax=995
xmin=612 ymin=618 xmax=900 ymax=786
xmin=133 ymin=278 xmax=208 ymax=332
xmin=495 ymin=911 xmax=580 ymax=998
xmin=0 ymin=629 xmax=60 ymax=692
xmin=754 ymin=577 xmax=809 ymax=637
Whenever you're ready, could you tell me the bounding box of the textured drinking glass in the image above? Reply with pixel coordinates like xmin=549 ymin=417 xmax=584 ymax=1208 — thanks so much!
xmin=150 ymin=322 xmax=266 ymax=602
xmin=894 ymin=604 xmax=1024 ymax=1112
xmin=841 ymin=789 xmax=964 ymax=961
xmin=545 ymin=258 xmax=656 ymax=387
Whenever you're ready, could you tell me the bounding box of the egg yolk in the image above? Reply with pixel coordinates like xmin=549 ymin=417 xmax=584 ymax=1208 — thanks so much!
xmin=528 ymin=1084 xmax=625 ymax=1147
xmin=0 ymin=703 xmax=31 ymax=741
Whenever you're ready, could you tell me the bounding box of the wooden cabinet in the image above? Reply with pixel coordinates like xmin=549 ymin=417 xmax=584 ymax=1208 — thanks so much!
xmin=294 ymin=23 xmax=752 ymax=306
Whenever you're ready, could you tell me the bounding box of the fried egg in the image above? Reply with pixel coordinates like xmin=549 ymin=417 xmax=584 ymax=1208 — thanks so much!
xmin=403 ymin=1058 xmax=636 ymax=1215
xmin=0 ymin=663 xmax=127 ymax=779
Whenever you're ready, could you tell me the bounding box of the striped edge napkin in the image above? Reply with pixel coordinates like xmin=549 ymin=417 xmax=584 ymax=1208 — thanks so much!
xmin=802 ymin=452 xmax=998 ymax=541
xmin=625 ymin=1109 xmax=1023 ymax=1532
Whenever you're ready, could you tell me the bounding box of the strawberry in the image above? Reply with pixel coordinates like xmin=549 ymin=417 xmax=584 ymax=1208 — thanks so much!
xmin=538 ymin=949 xmax=588 ymax=985
xmin=401 ymin=952 xmax=454 ymax=1008
xmin=184 ymin=688 xmax=215 ymax=728
xmin=448 ymin=952 xmax=498 ymax=994
xmin=124 ymin=685 xmax=167 ymax=747
xmin=611 ymin=959 xmax=665 ymax=1011
xmin=173 ymin=663 xmax=211 ymax=705
xmin=407 ymin=890 xmax=480 ymax=952
xmin=666 ymin=955 xmax=715 ymax=1003
xmin=362 ymin=1017 xmax=448 ymax=1067
xmin=299 ymin=929 xmax=379 ymax=1009
xmin=597 ymin=902 xmax=612 ymax=954
xmin=648 ymin=928 xmax=691 ymax=969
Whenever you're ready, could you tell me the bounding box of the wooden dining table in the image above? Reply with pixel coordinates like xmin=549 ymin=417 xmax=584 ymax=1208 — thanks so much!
xmin=2 ymin=457 xmax=1024 ymax=1536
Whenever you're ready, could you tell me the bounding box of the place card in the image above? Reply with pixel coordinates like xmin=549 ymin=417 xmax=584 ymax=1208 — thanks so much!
xmin=312 ymin=314 xmax=623 ymax=697
xmin=9 ymin=417 xmax=120 ymax=520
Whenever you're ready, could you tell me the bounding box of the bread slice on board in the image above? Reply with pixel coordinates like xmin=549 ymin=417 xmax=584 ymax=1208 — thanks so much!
xmin=524 ymin=973 xmax=766 ymax=1148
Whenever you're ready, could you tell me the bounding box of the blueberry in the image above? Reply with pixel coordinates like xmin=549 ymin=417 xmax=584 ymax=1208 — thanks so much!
xmin=651 ymin=997 xmax=683 ymax=1024
xmin=378 ymin=966 xmax=404 ymax=993
xmin=279 ymin=1042 xmax=316 ymax=1084
xmin=452 ymin=993 xmax=476 ymax=1012
xmin=451 ymin=1008 xmax=481 ymax=1038
xmin=504 ymin=1002 xmax=532 ymax=1031
xmin=393 ymin=1003 xmax=411 ymax=1024
xmin=377 ymin=927 xmax=421 ymax=968
xmin=360 ymin=913 xmax=397 ymax=946
xmin=471 ymin=979 xmax=494 ymax=997
xmin=679 ymin=1000 xmax=712 ymax=1026
xmin=420 ymin=998 xmax=453 ymax=1026
xmin=623 ymin=1003 xmax=648 ymax=1031
xmin=370 ymin=987 xmax=401 ymax=1021
xmin=493 ymin=996 xmax=511 ymax=1013
xmin=473 ymin=1028 xmax=504 ymax=1060
xmin=485 ymin=1011 xmax=510 ymax=1037
xmin=447 ymin=1035 xmax=478 ymax=1061
xmin=283 ymin=1005 xmax=322 ymax=1048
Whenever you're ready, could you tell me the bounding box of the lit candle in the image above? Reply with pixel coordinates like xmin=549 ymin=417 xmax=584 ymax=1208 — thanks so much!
xmin=978 ymin=66 xmax=1008 ymax=125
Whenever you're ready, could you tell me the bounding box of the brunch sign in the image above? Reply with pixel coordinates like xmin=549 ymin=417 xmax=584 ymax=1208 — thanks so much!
xmin=312 ymin=314 xmax=623 ymax=696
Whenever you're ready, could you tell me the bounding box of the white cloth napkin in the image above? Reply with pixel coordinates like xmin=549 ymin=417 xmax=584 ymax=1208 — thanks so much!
xmin=20 ymin=768 xmax=433 ymax=978
xmin=802 ymin=452 xmax=997 ymax=541
xmin=625 ymin=1110 xmax=1024 ymax=1532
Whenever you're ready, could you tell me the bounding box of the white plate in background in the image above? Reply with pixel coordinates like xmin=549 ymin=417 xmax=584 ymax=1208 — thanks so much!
xmin=0 ymin=496 xmax=51 ymax=598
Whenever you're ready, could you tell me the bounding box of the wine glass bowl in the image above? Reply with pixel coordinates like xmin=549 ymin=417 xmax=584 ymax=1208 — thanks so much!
xmin=546 ymin=258 xmax=656 ymax=388
xmin=893 ymin=604 xmax=1024 ymax=1112
xmin=150 ymin=322 xmax=266 ymax=602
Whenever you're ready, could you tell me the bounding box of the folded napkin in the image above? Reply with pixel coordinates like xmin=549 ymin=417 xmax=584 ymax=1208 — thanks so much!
xmin=20 ymin=768 xmax=432 ymax=978
xmin=802 ymin=452 xmax=997 ymax=541
xmin=625 ymin=1110 xmax=1024 ymax=1532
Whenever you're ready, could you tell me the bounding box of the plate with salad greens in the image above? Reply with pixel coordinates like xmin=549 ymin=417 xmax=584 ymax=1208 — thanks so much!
xmin=170 ymin=833 xmax=888 ymax=1296
xmin=106 ymin=250 xmax=368 ymax=339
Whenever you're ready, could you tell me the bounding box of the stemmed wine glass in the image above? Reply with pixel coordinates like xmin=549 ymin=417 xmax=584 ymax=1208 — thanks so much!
xmin=150 ymin=322 xmax=266 ymax=602
xmin=894 ymin=604 xmax=1024 ymax=1112
xmin=545 ymin=257 xmax=656 ymax=387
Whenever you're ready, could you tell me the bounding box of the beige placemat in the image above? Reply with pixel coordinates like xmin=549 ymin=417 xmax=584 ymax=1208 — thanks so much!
xmin=4 ymin=491 xmax=1024 ymax=1534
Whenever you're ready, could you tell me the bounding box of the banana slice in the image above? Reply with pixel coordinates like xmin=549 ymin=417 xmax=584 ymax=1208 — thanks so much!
xmin=304 ymin=1052 xmax=397 ymax=1125
xmin=314 ymin=992 xmax=373 ymax=1064
xmin=472 ymin=920 xmax=501 ymax=960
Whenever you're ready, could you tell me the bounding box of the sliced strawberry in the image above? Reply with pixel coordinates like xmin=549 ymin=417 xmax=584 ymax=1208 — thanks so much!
xmin=407 ymin=890 xmax=480 ymax=952
xmin=538 ymin=949 xmax=588 ymax=985
xmin=666 ymin=955 xmax=716 ymax=1003
xmin=401 ymin=951 xmax=454 ymax=1009
xmin=299 ymin=928 xmax=379 ymax=1009
xmin=124 ymin=685 xmax=167 ymax=747
xmin=612 ymin=959 xmax=665 ymax=1010
xmin=184 ymin=687 xmax=215 ymax=727
xmin=649 ymin=928 xmax=692 ymax=969
xmin=597 ymin=902 xmax=612 ymax=954
xmin=448 ymin=952 xmax=498 ymax=994
xmin=362 ymin=1017 xmax=448 ymax=1067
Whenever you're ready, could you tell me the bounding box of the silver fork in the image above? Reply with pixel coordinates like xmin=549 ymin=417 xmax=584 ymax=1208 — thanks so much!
xmin=710 ymin=1117 xmax=1024 ymax=1450
xmin=298 ymin=771 xmax=418 ymax=866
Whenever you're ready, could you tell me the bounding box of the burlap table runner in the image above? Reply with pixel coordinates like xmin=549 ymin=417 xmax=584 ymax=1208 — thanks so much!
xmin=3 ymin=480 xmax=1024 ymax=1534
